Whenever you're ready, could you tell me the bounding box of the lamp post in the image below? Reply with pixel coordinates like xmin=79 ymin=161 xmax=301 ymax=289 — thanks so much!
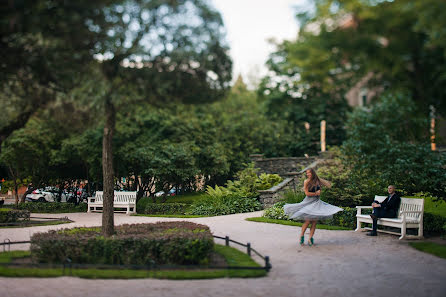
xmin=321 ymin=120 xmax=326 ymax=152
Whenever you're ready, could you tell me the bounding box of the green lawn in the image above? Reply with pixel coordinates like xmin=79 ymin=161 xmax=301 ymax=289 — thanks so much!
xmin=409 ymin=242 xmax=446 ymax=259
xmin=246 ymin=217 xmax=351 ymax=230
xmin=0 ymin=244 xmax=267 ymax=279
xmin=151 ymin=192 xmax=207 ymax=204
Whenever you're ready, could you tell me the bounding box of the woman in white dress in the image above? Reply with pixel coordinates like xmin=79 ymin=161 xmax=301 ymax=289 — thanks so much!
xmin=283 ymin=168 xmax=343 ymax=246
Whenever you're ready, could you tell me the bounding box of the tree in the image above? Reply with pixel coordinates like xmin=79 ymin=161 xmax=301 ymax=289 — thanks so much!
xmin=86 ymin=0 xmax=231 ymax=236
xmin=342 ymin=93 xmax=446 ymax=198
xmin=291 ymin=0 xmax=446 ymax=116
xmin=0 ymin=0 xmax=116 ymax=148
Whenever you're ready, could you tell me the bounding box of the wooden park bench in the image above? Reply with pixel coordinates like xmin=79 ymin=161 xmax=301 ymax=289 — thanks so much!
xmin=355 ymin=196 xmax=424 ymax=240
xmin=87 ymin=191 xmax=136 ymax=215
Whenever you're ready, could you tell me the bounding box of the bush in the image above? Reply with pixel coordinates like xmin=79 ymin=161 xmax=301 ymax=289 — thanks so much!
xmin=189 ymin=194 xmax=262 ymax=216
xmin=136 ymin=197 xmax=150 ymax=214
xmin=342 ymin=94 xmax=446 ymax=198
xmin=263 ymin=202 xmax=288 ymax=220
xmin=13 ymin=202 xmax=87 ymax=213
xmin=222 ymin=164 xmax=283 ymax=199
xmin=0 ymin=208 xmax=30 ymax=223
xmin=282 ymin=190 xmax=305 ymax=204
xmin=30 ymin=222 xmax=214 ymax=265
xmin=144 ymin=203 xmax=189 ymax=215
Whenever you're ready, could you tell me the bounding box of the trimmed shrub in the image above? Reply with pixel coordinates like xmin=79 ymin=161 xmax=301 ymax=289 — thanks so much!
xmin=144 ymin=203 xmax=189 ymax=215
xmin=14 ymin=202 xmax=87 ymax=213
xmin=136 ymin=197 xmax=150 ymax=214
xmin=0 ymin=208 xmax=30 ymax=223
xmin=30 ymin=222 xmax=213 ymax=265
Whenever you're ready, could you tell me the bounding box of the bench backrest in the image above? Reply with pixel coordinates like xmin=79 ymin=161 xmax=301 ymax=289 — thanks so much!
xmin=374 ymin=195 xmax=424 ymax=221
xmin=94 ymin=191 xmax=137 ymax=202
xmin=398 ymin=198 xmax=424 ymax=221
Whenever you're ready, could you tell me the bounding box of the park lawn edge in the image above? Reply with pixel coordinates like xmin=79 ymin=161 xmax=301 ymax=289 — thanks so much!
xmin=409 ymin=242 xmax=446 ymax=259
xmin=246 ymin=217 xmax=352 ymax=230
xmin=0 ymin=220 xmax=71 ymax=229
xmin=0 ymin=244 xmax=267 ymax=279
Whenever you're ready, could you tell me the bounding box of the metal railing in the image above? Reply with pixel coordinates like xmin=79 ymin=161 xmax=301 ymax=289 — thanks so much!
xmin=0 ymin=235 xmax=272 ymax=272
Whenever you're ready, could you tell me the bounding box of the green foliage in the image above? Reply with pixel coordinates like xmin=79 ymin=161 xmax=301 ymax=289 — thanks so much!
xmin=342 ymin=95 xmax=446 ymax=198
xmin=262 ymin=202 xmax=356 ymax=229
xmin=208 ymin=165 xmax=283 ymax=199
xmin=143 ymin=203 xmax=189 ymax=215
xmin=282 ymin=190 xmax=306 ymax=204
xmin=188 ymin=194 xmax=262 ymax=216
xmin=263 ymin=202 xmax=288 ymax=221
xmin=13 ymin=203 xmax=87 ymax=213
xmin=0 ymin=245 xmax=267 ymax=279
xmin=31 ymin=222 xmax=214 ymax=265
xmin=189 ymin=166 xmax=281 ymax=216
xmin=0 ymin=208 xmax=30 ymax=223
xmin=136 ymin=197 xmax=150 ymax=214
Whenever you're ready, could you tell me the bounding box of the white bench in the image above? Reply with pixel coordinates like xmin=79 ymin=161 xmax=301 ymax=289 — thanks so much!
xmin=356 ymin=196 xmax=424 ymax=240
xmin=87 ymin=191 xmax=136 ymax=214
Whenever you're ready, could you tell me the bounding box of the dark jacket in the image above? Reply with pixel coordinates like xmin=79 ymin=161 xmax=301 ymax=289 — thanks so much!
xmin=380 ymin=192 xmax=401 ymax=218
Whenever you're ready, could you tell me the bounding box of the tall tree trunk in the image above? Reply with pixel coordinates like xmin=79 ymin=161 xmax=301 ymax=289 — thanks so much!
xmin=102 ymin=97 xmax=116 ymax=237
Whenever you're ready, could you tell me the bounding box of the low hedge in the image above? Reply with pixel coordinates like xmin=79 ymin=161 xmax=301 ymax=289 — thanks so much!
xmin=0 ymin=208 xmax=30 ymax=223
xmin=264 ymin=202 xmax=446 ymax=234
xmin=144 ymin=203 xmax=189 ymax=215
xmin=13 ymin=202 xmax=87 ymax=213
xmin=30 ymin=221 xmax=214 ymax=265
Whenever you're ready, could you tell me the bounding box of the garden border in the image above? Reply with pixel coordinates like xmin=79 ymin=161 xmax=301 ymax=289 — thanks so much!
xmin=0 ymin=235 xmax=272 ymax=272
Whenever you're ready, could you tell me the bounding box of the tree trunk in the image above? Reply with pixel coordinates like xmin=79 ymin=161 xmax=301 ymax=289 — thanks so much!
xmin=102 ymin=97 xmax=116 ymax=237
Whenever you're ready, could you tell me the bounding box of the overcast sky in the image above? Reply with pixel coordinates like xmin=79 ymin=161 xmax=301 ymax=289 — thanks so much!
xmin=211 ymin=0 xmax=309 ymax=87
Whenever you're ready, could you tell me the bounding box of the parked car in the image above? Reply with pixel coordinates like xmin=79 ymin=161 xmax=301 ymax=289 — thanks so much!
xmin=26 ymin=187 xmax=67 ymax=203
xmin=154 ymin=188 xmax=177 ymax=197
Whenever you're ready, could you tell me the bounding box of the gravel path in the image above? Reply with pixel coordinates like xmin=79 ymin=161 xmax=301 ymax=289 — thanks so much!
xmin=1 ymin=211 xmax=445 ymax=297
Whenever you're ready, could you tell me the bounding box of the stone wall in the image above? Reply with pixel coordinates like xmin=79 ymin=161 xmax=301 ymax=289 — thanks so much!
xmin=253 ymin=153 xmax=329 ymax=208
xmin=258 ymin=177 xmax=296 ymax=208
xmin=250 ymin=154 xmax=317 ymax=177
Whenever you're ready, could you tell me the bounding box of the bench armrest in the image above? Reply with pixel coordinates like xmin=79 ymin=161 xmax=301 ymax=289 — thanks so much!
xmin=356 ymin=206 xmax=372 ymax=215
xmin=87 ymin=197 xmax=95 ymax=203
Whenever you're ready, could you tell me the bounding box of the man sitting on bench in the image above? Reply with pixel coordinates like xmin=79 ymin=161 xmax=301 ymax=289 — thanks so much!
xmin=367 ymin=185 xmax=401 ymax=236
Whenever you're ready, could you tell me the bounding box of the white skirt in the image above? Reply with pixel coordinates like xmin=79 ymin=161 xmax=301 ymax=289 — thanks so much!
xmin=283 ymin=196 xmax=343 ymax=220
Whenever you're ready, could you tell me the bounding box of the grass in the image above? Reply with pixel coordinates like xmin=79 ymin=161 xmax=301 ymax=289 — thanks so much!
xmin=246 ymin=217 xmax=352 ymax=230
xmin=0 ymin=244 xmax=267 ymax=279
xmin=409 ymin=242 xmax=446 ymax=259
xmin=150 ymin=192 xmax=207 ymax=205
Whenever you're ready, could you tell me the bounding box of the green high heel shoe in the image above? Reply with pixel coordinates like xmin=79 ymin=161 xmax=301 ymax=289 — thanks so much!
xmin=300 ymin=236 xmax=305 ymax=246
xmin=308 ymin=237 xmax=314 ymax=246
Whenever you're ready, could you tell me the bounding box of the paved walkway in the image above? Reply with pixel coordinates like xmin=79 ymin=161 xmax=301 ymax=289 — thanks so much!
xmin=1 ymin=212 xmax=445 ymax=297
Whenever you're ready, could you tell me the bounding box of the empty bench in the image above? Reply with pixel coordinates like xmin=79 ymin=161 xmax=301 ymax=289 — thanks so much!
xmin=355 ymin=196 xmax=424 ymax=240
xmin=87 ymin=191 xmax=136 ymax=214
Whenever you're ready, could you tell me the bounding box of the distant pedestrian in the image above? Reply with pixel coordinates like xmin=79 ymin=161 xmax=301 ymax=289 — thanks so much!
xmin=284 ymin=168 xmax=343 ymax=246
